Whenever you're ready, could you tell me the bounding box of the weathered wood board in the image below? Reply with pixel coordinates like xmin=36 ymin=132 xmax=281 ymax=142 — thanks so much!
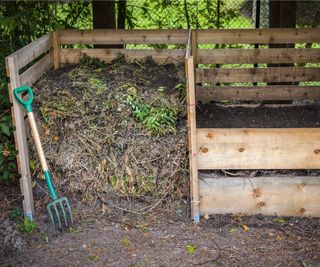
xmin=59 ymin=29 xmax=188 ymax=45
xmin=197 ymin=128 xmax=320 ymax=170
xmin=60 ymin=48 xmax=185 ymax=64
xmin=197 ymin=48 xmax=320 ymax=64
xmin=199 ymin=176 xmax=320 ymax=217
xmin=196 ymin=67 xmax=320 ymax=83
xmin=196 ymin=86 xmax=320 ymax=101
xmin=196 ymin=28 xmax=320 ymax=44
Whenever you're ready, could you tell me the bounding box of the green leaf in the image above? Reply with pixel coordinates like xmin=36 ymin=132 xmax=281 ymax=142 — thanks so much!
xmin=0 ymin=123 xmax=10 ymax=136
xmin=185 ymin=244 xmax=197 ymax=255
xmin=275 ymin=218 xmax=285 ymax=223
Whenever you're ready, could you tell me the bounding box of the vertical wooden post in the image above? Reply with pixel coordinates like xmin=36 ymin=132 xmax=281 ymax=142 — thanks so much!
xmin=6 ymin=55 xmax=35 ymax=219
xmin=52 ymin=31 xmax=60 ymax=69
xmin=185 ymin=54 xmax=200 ymax=223
xmin=191 ymin=30 xmax=197 ymax=63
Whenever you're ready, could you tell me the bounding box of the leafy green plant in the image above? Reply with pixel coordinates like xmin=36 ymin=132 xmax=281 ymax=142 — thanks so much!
xmin=9 ymin=208 xmax=37 ymax=233
xmin=185 ymin=244 xmax=197 ymax=255
xmin=17 ymin=218 xmax=37 ymax=233
xmin=125 ymin=88 xmax=179 ymax=135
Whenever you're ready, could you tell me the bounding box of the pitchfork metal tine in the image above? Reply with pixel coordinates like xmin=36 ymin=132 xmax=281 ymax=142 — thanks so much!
xmin=59 ymin=201 xmax=68 ymax=226
xmin=47 ymin=205 xmax=56 ymax=230
xmin=53 ymin=204 xmax=62 ymax=229
xmin=64 ymin=197 xmax=74 ymax=225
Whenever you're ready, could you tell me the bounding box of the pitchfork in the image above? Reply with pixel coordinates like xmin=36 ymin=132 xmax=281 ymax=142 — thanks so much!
xmin=13 ymin=86 xmax=73 ymax=231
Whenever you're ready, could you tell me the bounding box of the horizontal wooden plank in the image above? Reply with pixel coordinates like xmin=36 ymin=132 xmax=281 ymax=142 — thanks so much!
xmin=197 ymin=128 xmax=320 ymax=170
xmin=199 ymin=176 xmax=320 ymax=217
xmin=196 ymin=67 xmax=320 ymax=83
xmin=196 ymin=28 xmax=320 ymax=44
xmin=7 ymin=33 xmax=51 ymax=71
xmin=20 ymin=53 xmax=52 ymax=86
xmin=59 ymin=29 xmax=188 ymax=45
xmin=197 ymin=48 xmax=320 ymax=64
xmin=196 ymin=86 xmax=320 ymax=101
xmin=60 ymin=48 xmax=185 ymax=64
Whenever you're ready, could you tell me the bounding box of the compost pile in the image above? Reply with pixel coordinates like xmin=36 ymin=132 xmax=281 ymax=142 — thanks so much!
xmin=31 ymin=57 xmax=188 ymax=213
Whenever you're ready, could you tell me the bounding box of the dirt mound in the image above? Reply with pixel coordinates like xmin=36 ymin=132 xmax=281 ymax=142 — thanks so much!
xmin=31 ymin=58 xmax=188 ymax=214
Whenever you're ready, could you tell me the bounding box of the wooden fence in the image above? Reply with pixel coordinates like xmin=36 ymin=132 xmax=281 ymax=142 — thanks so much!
xmin=186 ymin=28 xmax=320 ymax=222
xmin=5 ymin=28 xmax=320 ymax=221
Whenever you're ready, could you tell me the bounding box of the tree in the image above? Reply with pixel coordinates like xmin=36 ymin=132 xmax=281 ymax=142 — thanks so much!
xmin=92 ymin=0 xmax=116 ymax=29
xmin=117 ymin=0 xmax=126 ymax=29
xmin=268 ymin=0 xmax=297 ymax=95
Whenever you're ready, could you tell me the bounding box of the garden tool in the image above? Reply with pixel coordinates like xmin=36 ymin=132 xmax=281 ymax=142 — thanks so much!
xmin=13 ymin=86 xmax=73 ymax=230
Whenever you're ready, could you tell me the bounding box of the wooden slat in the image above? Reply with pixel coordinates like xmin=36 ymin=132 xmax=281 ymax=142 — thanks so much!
xmin=6 ymin=55 xmax=34 ymax=219
xmin=199 ymin=176 xmax=320 ymax=217
xmin=20 ymin=53 xmax=52 ymax=86
xmin=196 ymin=86 xmax=320 ymax=101
xmin=52 ymin=31 xmax=60 ymax=69
xmin=59 ymin=29 xmax=188 ymax=45
xmin=7 ymin=33 xmax=51 ymax=71
xmin=60 ymin=49 xmax=185 ymax=64
xmin=196 ymin=67 xmax=320 ymax=83
xmin=197 ymin=48 xmax=320 ymax=64
xmin=186 ymin=55 xmax=200 ymax=223
xmin=191 ymin=30 xmax=197 ymax=63
xmin=197 ymin=128 xmax=320 ymax=170
xmin=196 ymin=28 xmax=320 ymax=44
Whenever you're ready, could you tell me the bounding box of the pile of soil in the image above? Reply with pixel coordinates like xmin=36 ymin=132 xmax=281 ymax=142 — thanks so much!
xmin=31 ymin=58 xmax=188 ymax=214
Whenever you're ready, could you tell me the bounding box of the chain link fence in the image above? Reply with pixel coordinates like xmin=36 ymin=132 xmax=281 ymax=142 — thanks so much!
xmin=124 ymin=0 xmax=320 ymax=30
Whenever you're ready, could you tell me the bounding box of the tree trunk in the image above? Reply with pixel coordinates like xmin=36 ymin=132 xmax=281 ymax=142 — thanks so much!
xmin=268 ymin=1 xmax=296 ymax=103
xmin=117 ymin=0 xmax=126 ymax=29
xmin=92 ymin=0 xmax=116 ymax=48
xmin=92 ymin=0 xmax=115 ymax=29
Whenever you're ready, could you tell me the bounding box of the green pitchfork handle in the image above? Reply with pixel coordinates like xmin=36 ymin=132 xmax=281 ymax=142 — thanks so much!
xmin=13 ymin=86 xmax=58 ymax=200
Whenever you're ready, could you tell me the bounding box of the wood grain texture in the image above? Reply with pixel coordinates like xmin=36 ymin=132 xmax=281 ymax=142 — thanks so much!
xmin=199 ymin=176 xmax=320 ymax=217
xmin=196 ymin=86 xmax=320 ymax=101
xmin=60 ymin=49 xmax=185 ymax=64
xmin=197 ymin=128 xmax=320 ymax=170
xmin=20 ymin=53 xmax=52 ymax=86
xmin=6 ymin=55 xmax=34 ymax=218
xmin=197 ymin=48 xmax=320 ymax=64
xmin=186 ymin=56 xmax=200 ymax=222
xmin=196 ymin=67 xmax=320 ymax=83
xmin=52 ymin=31 xmax=60 ymax=69
xmin=59 ymin=29 xmax=188 ymax=45
xmin=7 ymin=33 xmax=51 ymax=71
xmin=196 ymin=28 xmax=320 ymax=44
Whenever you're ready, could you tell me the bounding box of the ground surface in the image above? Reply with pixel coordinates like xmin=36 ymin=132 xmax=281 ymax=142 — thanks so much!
xmin=2 ymin=61 xmax=320 ymax=266
xmin=2 ymin=208 xmax=320 ymax=267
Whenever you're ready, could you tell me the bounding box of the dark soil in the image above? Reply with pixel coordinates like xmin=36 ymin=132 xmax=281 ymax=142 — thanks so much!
xmin=197 ymin=103 xmax=320 ymax=128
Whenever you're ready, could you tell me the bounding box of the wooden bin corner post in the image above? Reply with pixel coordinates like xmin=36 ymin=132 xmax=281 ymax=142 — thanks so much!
xmin=52 ymin=31 xmax=60 ymax=69
xmin=5 ymin=55 xmax=35 ymax=220
xmin=186 ymin=30 xmax=200 ymax=223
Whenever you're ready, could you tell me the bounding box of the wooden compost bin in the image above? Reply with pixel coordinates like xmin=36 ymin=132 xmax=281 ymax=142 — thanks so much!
xmin=186 ymin=28 xmax=320 ymax=223
xmin=5 ymin=28 xmax=320 ymax=222
xmin=5 ymin=29 xmax=188 ymax=219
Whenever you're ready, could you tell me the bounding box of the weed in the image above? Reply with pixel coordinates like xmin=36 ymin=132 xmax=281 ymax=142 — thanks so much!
xmin=88 ymin=254 xmax=100 ymax=262
xmin=124 ymin=85 xmax=178 ymax=135
xmin=185 ymin=244 xmax=197 ymax=255
xmin=88 ymin=75 xmax=105 ymax=95
xmin=17 ymin=218 xmax=37 ymax=233
xmin=9 ymin=208 xmax=37 ymax=233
